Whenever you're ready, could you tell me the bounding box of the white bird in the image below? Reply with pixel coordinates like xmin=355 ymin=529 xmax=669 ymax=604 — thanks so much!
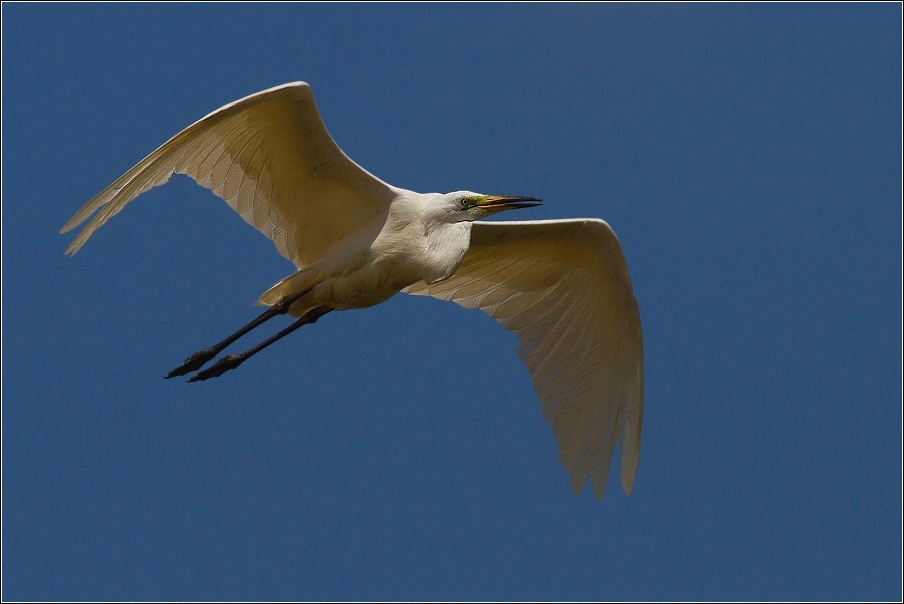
xmin=61 ymin=82 xmax=643 ymax=498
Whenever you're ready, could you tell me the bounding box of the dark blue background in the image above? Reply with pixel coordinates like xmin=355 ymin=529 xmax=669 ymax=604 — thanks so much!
xmin=3 ymin=4 xmax=901 ymax=600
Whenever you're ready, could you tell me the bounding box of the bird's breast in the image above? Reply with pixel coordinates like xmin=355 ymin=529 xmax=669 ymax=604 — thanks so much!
xmin=311 ymin=221 xmax=471 ymax=311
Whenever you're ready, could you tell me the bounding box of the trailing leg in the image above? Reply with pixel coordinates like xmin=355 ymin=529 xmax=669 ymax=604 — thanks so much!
xmin=187 ymin=305 xmax=333 ymax=382
xmin=165 ymin=286 xmax=315 ymax=378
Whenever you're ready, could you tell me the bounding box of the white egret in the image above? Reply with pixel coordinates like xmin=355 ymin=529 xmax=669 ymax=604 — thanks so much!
xmin=61 ymin=82 xmax=643 ymax=498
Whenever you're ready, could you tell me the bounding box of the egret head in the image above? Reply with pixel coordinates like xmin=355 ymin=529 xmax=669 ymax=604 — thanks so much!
xmin=439 ymin=191 xmax=542 ymax=222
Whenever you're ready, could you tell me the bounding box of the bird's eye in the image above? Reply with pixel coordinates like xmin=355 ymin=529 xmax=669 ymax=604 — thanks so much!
xmin=460 ymin=198 xmax=469 ymax=208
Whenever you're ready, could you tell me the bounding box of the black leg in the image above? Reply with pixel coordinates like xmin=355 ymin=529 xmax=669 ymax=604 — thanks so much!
xmin=188 ymin=306 xmax=333 ymax=382
xmin=165 ymin=286 xmax=315 ymax=378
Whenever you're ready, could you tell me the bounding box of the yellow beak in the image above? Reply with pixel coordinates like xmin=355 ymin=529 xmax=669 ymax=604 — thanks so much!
xmin=476 ymin=196 xmax=543 ymax=213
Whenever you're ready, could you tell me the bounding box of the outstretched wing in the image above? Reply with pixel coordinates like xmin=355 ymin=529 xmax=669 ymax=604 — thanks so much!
xmin=404 ymin=219 xmax=643 ymax=498
xmin=61 ymin=82 xmax=395 ymax=268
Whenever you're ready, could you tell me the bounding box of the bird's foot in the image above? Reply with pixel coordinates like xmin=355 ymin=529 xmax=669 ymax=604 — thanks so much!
xmin=166 ymin=347 xmax=219 ymax=379
xmin=187 ymin=354 xmax=245 ymax=382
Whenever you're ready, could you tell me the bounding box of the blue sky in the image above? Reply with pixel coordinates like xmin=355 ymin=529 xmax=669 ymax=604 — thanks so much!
xmin=3 ymin=3 xmax=901 ymax=601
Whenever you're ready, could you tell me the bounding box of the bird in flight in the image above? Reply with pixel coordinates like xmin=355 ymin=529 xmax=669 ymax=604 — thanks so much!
xmin=61 ymin=82 xmax=643 ymax=498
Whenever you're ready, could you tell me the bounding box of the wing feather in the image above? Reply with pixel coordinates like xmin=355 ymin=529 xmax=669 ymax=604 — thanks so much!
xmin=404 ymin=219 xmax=643 ymax=498
xmin=61 ymin=82 xmax=396 ymax=267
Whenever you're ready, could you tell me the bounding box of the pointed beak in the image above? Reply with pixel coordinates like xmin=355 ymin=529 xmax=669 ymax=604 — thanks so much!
xmin=477 ymin=196 xmax=542 ymax=213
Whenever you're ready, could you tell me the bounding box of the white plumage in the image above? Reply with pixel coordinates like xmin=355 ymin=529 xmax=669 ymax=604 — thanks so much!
xmin=62 ymin=82 xmax=643 ymax=498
